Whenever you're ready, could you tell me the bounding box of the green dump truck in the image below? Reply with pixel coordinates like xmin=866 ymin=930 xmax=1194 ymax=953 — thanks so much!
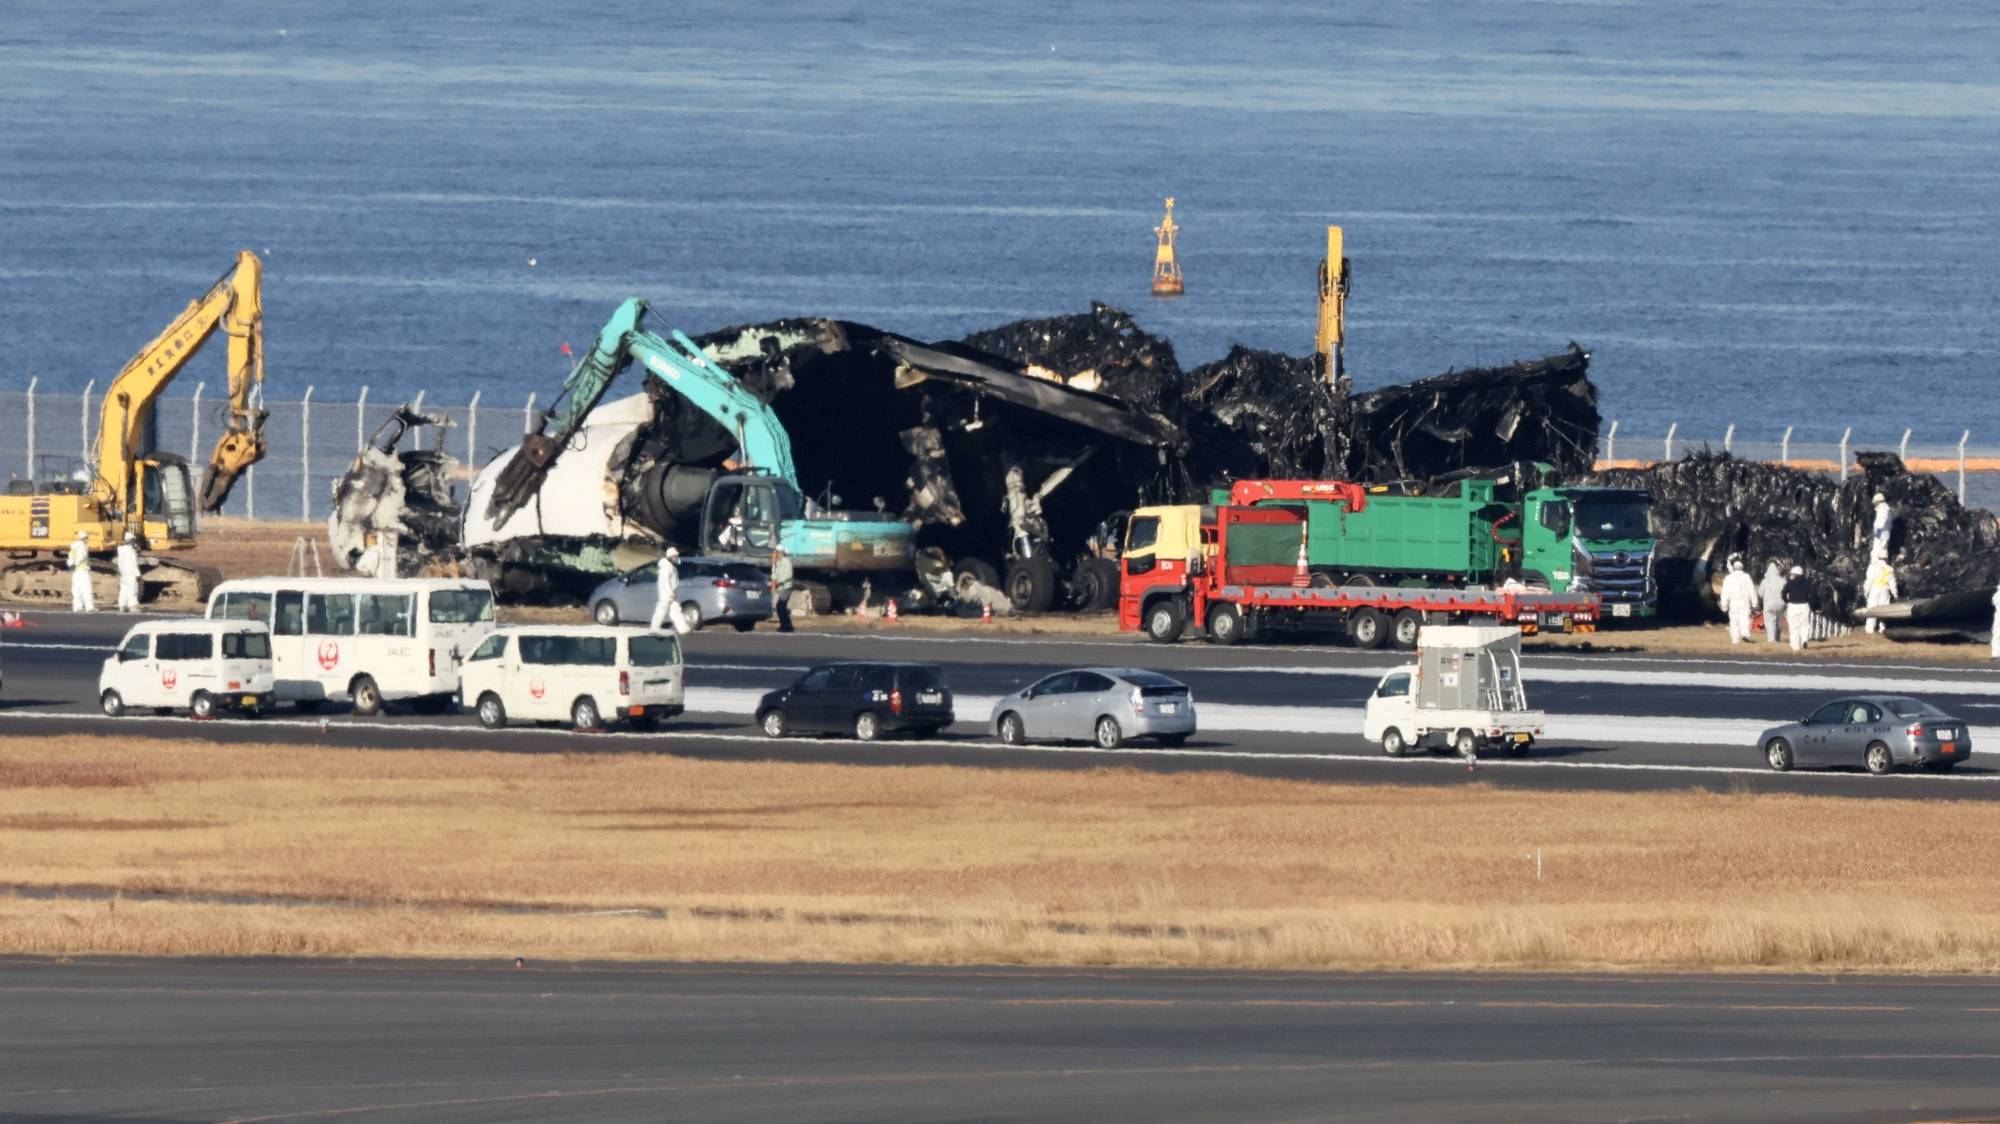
xmin=1220 ymin=475 xmax=1657 ymax=618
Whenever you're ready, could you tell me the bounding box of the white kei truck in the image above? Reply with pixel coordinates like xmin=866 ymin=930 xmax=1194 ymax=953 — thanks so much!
xmin=1362 ymin=625 xmax=1544 ymax=758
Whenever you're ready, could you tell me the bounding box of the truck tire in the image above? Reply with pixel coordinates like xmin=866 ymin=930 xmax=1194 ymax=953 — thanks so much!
xmin=1144 ymin=599 xmax=1187 ymax=644
xmin=1206 ymin=603 xmax=1245 ymax=645
xmin=1452 ymin=728 xmax=1480 ymax=758
xmin=1348 ymin=607 xmax=1388 ymax=650
xmin=1381 ymin=728 xmax=1408 ymax=758
xmin=1005 ymin=555 xmax=1058 ymax=615
xmin=1391 ymin=609 xmax=1424 ymax=650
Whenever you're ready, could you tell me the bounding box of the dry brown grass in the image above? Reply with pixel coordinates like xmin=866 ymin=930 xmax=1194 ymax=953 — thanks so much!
xmin=4 ymin=734 xmax=2000 ymax=971
xmin=182 ymin=517 xmax=324 ymax=581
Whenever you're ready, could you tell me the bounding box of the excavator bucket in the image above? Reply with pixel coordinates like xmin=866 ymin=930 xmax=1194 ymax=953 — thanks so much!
xmin=199 ymin=427 xmax=267 ymax=513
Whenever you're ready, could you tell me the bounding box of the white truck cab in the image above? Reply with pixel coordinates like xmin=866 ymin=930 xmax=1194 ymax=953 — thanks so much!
xmin=459 ymin=625 xmax=685 ymax=732
xmin=1362 ymin=624 xmax=1543 ymax=758
xmin=100 ymin=618 xmax=275 ymax=719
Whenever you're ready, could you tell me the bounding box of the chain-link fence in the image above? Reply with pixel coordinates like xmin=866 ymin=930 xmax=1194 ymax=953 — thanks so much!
xmin=9 ymin=380 xmax=1998 ymax=522
xmin=1595 ymin=420 xmax=2000 ymax=507
xmin=0 ymin=381 xmax=547 ymax=523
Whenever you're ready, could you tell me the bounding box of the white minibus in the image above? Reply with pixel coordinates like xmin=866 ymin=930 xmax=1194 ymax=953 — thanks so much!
xmin=206 ymin=577 xmax=496 ymax=714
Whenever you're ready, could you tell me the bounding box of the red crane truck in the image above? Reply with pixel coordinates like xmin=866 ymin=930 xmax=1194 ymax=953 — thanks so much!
xmin=1117 ymin=488 xmax=1600 ymax=647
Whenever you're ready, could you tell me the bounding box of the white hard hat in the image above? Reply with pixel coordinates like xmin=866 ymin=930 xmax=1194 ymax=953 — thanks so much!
xmin=124 ymin=530 xmax=137 ymax=541
xmin=664 ymin=546 xmax=679 ymax=560
xmin=1789 ymin=565 xmax=1804 ymax=576
xmin=1873 ymin=492 xmax=1887 ymax=504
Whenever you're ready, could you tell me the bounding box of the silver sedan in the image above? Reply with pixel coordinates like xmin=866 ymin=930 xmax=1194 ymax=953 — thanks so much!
xmin=989 ymin=667 xmax=1195 ymax=749
xmin=1759 ymin=694 xmax=1972 ymax=775
xmin=587 ymin=557 xmax=774 ymax=632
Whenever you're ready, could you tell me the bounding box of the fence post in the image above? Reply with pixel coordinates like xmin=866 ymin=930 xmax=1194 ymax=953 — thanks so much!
xmin=467 ymin=390 xmax=482 ymax=467
xmin=411 ymin=390 xmax=426 ymax=451
xmin=1604 ymin=419 xmax=1617 ymax=463
xmin=80 ymin=378 xmax=96 ymax=461
xmin=356 ymin=385 xmax=369 ymax=452
xmin=301 ymin=385 xmax=315 ymax=521
xmin=1899 ymin=427 xmax=1912 ymax=463
xmin=1959 ymin=430 xmax=1971 ymax=504
xmin=1663 ymin=422 xmax=1677 ymax=464
xmin=1781 ymin=426 xmax=1794 ymax=466
xmin=190 ymin=382 xmax=206 ymax=467
xmin=25 ymin=376 xmax=36 ymax=478
xmin=523 ymin=391 xmax=537 ymax=437
xmin=1723 ymin=423 xmax=1735 ymax=454
xmin=1839 ymin=427 xmax=1852 ymax=480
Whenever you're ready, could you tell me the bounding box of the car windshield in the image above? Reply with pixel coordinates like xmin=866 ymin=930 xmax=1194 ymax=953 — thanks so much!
xmin=1884 ymin=698 xmax=1948 ymax=719
xmin=901 ymin=665 xmax=945 ymax=691
xmin=1570 ymin=498 xmax=1651 ymax=540
xmin=629 ymin=634 xmax=681 ymax=668
xmin=429 ymin=588 xmax=495 ymax=623
xmin=222 ymin=631 xmax=270 ymax=660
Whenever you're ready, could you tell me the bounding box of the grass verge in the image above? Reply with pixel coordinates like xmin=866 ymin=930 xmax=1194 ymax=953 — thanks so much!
xmin=4 ymin=735 xmax=1999 ymax=971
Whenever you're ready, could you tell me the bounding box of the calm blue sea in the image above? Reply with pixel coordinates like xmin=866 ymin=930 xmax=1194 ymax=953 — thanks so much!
xmin=3 ymin=1 xmax=1997 ymax=447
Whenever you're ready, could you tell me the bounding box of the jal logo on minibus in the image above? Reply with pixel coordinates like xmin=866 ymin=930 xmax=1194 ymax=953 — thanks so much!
xmin=528 ymin=677 xmax=547 ymax=700
xmin=161 ymin=669 xmax=177 ymax=689
xmin=316 ymin=640 xmax=341 ymax=671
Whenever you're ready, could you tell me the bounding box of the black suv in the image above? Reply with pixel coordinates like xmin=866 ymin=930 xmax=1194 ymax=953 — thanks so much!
xmin=756 ymin=662 xmax=954 ymax=741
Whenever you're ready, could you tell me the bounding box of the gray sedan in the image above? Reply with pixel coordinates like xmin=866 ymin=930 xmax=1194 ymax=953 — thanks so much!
xmin=587 ymin=557 xmax=773 ymax=632
xmin=1759 ymin=695 xmax=1972 ymax=775
xmin=989 ymin=667 xmax=1195 ymax=749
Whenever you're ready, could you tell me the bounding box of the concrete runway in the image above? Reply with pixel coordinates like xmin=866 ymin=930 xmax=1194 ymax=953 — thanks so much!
xmin=5 ymin=958 xmax=2000 ymax=1122
xmin=4 ymin=610 xmax=1999 ymax=797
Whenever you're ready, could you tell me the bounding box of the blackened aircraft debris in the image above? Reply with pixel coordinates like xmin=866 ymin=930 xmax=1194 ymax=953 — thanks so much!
xmin=327 ymin=302 xmax=1642 ymax=614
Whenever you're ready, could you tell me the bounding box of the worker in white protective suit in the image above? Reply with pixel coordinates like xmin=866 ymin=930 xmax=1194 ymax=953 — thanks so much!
xmin=1758 ymin=561 xmax=1787 ymax=643
xmin=649 ymin=546 xmax=690 ymax=634
xmin=1782 ymin=565 xmax=1814 ymax=651
xmin=1861 ymin=547 xmax=1897 ymax=635
xmin=1990 ymin=584 xmax=2000 ymax=660
xmin=67 ymin=530 xmax=95 ymax=612
xmin=1719 ymin=556 xmax=1758 ymax=644
xmin=1870 ymin=492 xmax=1893 ymax=555
xmin=114 ymin=530 xmax=142 ymax=613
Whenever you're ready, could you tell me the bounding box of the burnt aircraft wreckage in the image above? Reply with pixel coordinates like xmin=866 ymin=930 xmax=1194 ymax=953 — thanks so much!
xmin=328 ymin=302 xmax=1608 ymax=612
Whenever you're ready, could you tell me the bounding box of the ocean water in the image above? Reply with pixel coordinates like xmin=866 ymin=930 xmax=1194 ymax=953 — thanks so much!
xmin=2 ymin=0 xmax=1997 ymax=451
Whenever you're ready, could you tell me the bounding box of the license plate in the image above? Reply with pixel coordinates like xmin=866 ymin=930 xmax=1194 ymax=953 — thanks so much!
xmin=242 ymin=695 xmax=258 ymax=706
xmin=918 ymin=691 xmax=943 ymax=705
xmin=746 ymin=591 xmax=765 ymax=599
xmin=1935 ymin=728 xmax=1956 ymax=740
xmin=1512 ymin=732 xmax=1531 ymax=743
xmin=1159 ymin=702 xmax=1180 ymax=714
xmin=1612 ymin=604 xmax=1632 ymax=618
xmin=1941 ymin=742 xmax=1957 ymax=755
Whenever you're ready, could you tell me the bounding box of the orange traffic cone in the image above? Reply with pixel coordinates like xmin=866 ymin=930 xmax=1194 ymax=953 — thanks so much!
xmin=980 ymin=601 xmax=993 ymax=624
xmin=886 ymin=598 xmax=899 ymax=623
xmin=1290 ymin=524 xmax=1311 ymax=588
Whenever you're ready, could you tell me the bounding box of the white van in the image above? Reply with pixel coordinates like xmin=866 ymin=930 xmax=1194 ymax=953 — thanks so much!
xmin=206 ymin=577 xmax=496 ymax=715
xmin=99 ymin=619 xmax=275 ymax=719
xmin=458 ymin=625 xmax=685 ymax=732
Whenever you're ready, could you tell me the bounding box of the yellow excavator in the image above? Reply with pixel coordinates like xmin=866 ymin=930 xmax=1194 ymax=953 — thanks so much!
xmin=0 ymin=250 xmax=269 ymax=605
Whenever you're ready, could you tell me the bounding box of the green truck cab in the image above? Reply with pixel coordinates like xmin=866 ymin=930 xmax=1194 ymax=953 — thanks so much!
xmin=1216 ymin=476 xmax=1657 ymax=618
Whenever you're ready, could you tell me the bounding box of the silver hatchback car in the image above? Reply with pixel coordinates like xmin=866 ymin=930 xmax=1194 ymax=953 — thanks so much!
xmin=1759 ymin=695 xmax=1972 ymax=775
xmin=990 ymin=667 xmax=1195 ymax=749
xmin=587 ymin=557 xmax=773 ymax=632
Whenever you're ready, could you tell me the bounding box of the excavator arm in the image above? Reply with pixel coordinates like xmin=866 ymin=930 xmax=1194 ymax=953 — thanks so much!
xmin=93 ymin=250 xmax=267 ymax=515
xmin=485 ymin=298 xmax=796 ymax=526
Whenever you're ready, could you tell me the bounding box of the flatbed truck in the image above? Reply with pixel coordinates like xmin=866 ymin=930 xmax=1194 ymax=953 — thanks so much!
xmin=1117 ymin=500 xmax=1599 ymax=647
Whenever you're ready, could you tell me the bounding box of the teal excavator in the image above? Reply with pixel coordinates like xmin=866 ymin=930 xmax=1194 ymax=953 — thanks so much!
xmin=484 ymin=299 xmax=915 ymax=588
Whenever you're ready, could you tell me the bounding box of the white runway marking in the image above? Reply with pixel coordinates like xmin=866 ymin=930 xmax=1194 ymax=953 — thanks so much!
xmin=0 ymin=708 xmax=1988 ymax=784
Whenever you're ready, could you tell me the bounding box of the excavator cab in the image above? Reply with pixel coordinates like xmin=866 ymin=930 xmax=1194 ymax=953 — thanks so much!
xmin=701 ymin=474 xmax=801 ymax=557
xmin=134 ymin=456 xmax=198 ymax=545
